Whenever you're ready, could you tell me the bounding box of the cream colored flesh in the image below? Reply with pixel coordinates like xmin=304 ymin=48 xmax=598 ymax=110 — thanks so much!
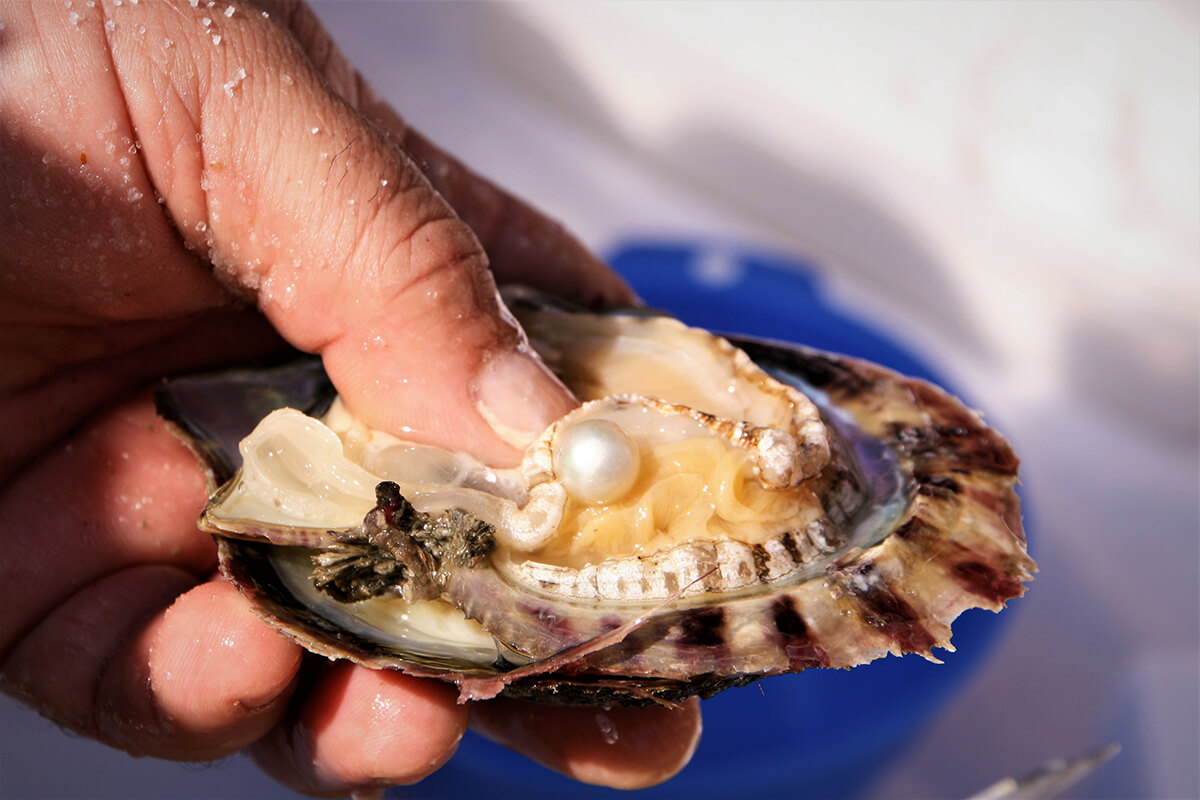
xmin=205 ymin=311 xmax=835 ymax=603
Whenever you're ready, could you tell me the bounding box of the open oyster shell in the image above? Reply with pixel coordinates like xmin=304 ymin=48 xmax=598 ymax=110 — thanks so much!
xmin=159 ymin=292 xmax=1035 ymax=706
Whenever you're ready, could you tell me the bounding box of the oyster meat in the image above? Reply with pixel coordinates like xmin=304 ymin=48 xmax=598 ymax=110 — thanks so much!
xmin=159 ymin=291 xmax=1035 ymax=705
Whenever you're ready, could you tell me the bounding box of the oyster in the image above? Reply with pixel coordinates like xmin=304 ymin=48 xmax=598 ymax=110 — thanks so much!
xmin=159 ymin=291 xmax=1035 ymax=705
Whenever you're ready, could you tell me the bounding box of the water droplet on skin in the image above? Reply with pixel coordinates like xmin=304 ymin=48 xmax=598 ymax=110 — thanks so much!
xmin=195 ymin=221 xmax=207 ymax=233
xmin=127 ymin=187 xmax=143 ymax=202
xmin=310 ymin=126 xmax=320 ymax=135
xmin=595 ymin=711 xmax=618 ymax=744
xmin=269 ymin=279 xmax=297 ymax=309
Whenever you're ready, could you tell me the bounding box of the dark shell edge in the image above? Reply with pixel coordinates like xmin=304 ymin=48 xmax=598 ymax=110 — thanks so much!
xmin=171 ymin=339 xmax=1036 ymax=707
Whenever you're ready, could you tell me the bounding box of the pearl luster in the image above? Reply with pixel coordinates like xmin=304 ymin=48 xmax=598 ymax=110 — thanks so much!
xmin=553 ymin=418 xmax=641 ymax=505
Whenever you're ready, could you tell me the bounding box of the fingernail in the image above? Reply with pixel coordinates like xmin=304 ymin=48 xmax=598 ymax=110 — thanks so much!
xmin=472 ymin=349 xmax=575 ymax=450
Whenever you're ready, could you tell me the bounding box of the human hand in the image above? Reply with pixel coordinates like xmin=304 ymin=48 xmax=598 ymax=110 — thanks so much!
xmin=0 ymin=0 xmax=701 ymax=794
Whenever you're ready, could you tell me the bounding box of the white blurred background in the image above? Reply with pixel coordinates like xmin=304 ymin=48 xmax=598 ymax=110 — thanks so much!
xmin=2 ymin=2 xmax=1196 ymax=797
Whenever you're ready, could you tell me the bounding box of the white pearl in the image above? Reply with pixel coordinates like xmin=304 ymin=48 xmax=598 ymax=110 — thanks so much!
xmin=553 ymin=418 xmax=641 ymax=505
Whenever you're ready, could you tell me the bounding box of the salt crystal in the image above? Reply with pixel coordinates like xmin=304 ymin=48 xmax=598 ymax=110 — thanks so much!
xmin=222 ymin=67 xmax=246 ymax=98
xmin=310 ymin=126 xmax=320 ymax=134
xmin=188 ymin=0 xmax=198 ymax=6
xmin=68 ymin=11 xmax=80 ymax=24
xmin=381 ymin=179 xmax=388 ymax=186
xmin=212 ymin=33 xmax=221 ymax=45
xmin=281 ymin=74 xmax=293 ymax=86
xmin=195 ymin=221 xmax=207 ymax=233
xmin=201 ymin=16 xmax=211 ymax=26
xmin=224 ymin=4 xmax=234 ymax=17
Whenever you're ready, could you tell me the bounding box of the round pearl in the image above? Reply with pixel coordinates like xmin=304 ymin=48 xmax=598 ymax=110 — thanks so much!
xmin=553 ymin=418 xmax=641 ymax=505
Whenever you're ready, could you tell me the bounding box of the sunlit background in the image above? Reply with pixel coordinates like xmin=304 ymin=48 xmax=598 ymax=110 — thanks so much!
xmin=3 ymin=2 xmax=1196 ymax=797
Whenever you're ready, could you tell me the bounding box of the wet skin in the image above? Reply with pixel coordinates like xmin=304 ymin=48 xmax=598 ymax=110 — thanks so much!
xmin=0 ymin=0 xmax=701 ymax=794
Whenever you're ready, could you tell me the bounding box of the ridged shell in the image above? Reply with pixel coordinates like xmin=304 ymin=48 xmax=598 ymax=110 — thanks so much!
xmin=159 ymin=298 xmax=1035 ymax=706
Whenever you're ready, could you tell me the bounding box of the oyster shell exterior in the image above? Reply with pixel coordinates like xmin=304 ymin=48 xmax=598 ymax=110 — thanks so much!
xmin=160 ymin=294 xmax=1035 ymax=705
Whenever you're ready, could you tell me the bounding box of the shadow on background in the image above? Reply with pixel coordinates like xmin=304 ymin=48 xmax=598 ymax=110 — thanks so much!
xmin=478 ymin=4 xmax=992 ymax=359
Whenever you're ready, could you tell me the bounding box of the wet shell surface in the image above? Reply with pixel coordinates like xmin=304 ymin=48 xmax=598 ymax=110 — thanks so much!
xmin=158 ymin=291 xmax=1036 ymax=706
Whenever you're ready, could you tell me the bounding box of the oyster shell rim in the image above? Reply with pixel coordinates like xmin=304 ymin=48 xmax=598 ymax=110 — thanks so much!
xmin=170 ymin=325 xmax=1036 ymax=706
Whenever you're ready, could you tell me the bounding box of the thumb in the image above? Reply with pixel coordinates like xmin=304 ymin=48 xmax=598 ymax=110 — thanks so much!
xmin=108 ymin=1 xmax=573 ymax=464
